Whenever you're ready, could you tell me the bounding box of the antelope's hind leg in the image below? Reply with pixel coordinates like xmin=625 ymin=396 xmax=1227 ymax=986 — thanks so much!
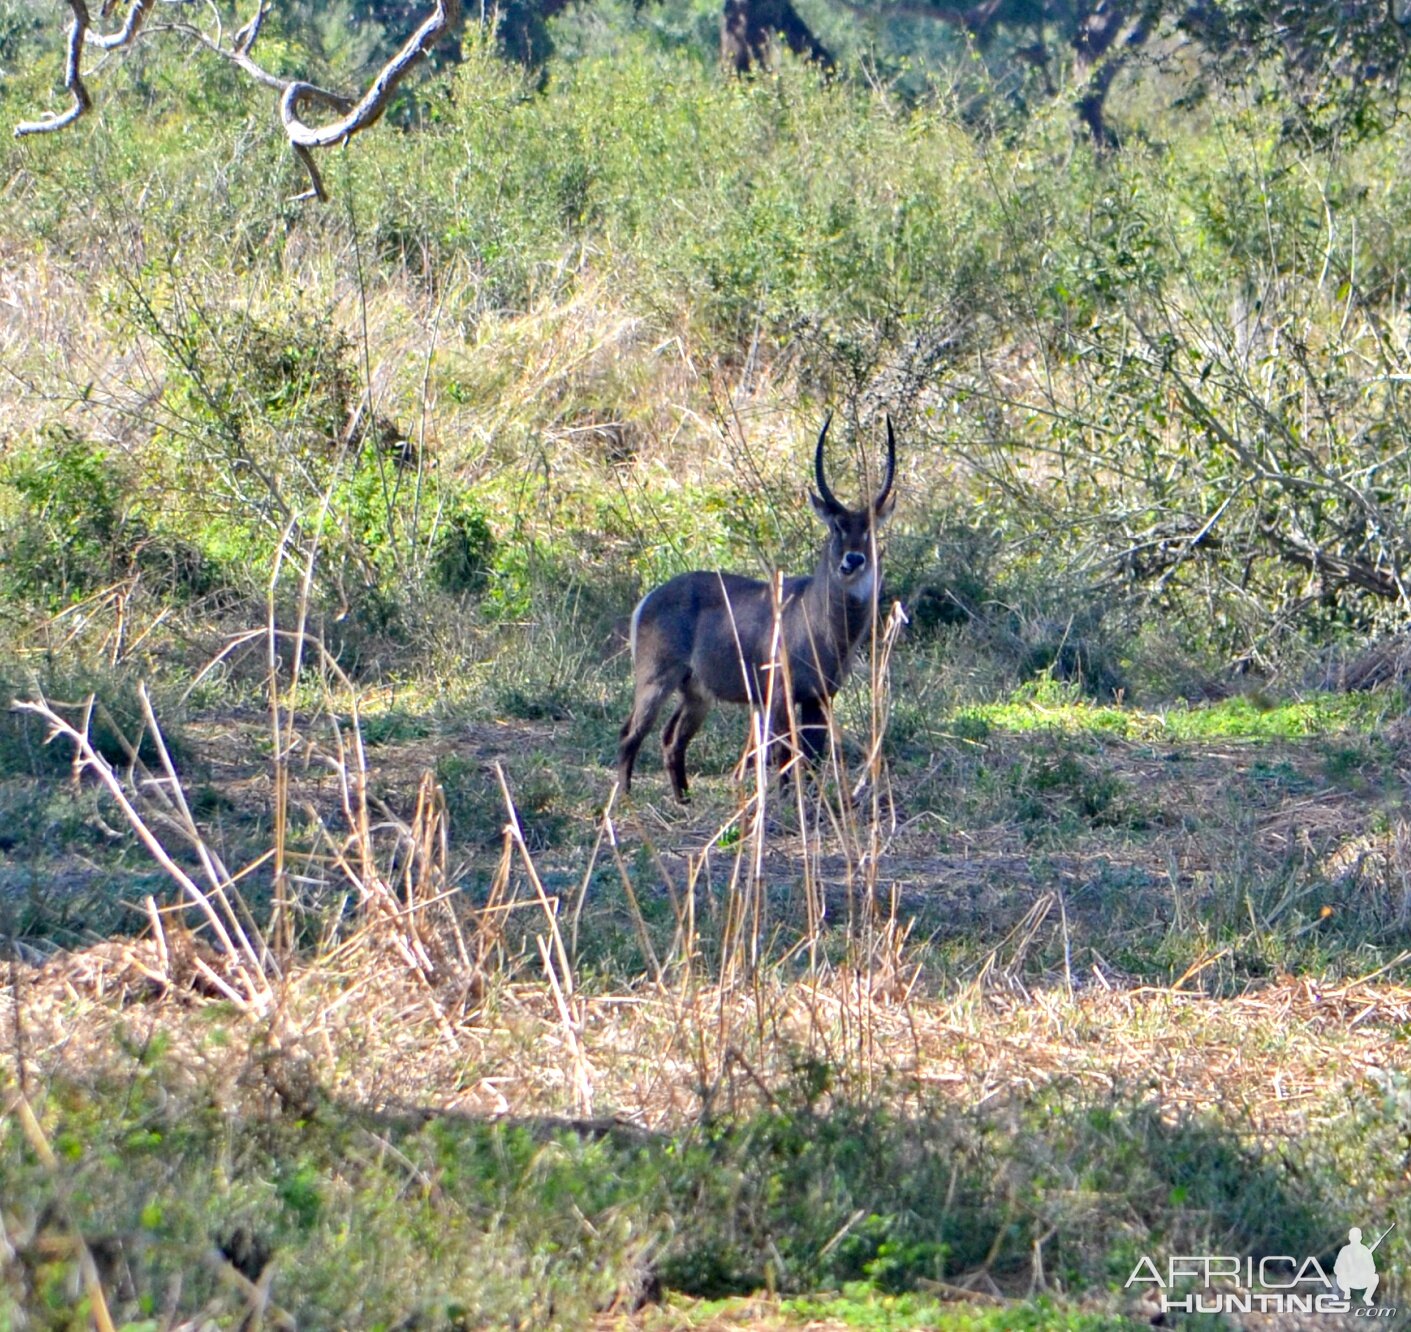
xmin=661 ymin=679 xmax=712 ymax=803
xmin=617 ymin=672 xmax=679 ymax=795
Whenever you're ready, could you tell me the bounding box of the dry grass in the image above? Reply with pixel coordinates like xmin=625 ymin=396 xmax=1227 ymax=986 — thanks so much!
xmin=6 ymin=895 xmax=1406 ymax=1321
xmin=9 ymin=941 xmax=1406 ymax=1134
xmin=6 ymin=625 xmax=1411 ymax=1324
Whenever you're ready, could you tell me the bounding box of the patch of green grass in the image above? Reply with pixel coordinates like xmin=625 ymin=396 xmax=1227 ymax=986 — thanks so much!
xmin=1156 ymin=690 xmax=1407 ymax=740
xmin=953 ymin=682 xmax=1404 ymax=745
xmin=435 ymin=752 xmax=507 ymax=847
xmin=1013 ymin=751 xmax=1133 ymax=828
xmin=780 ymin=1288 xmax=1147 ymax=1330
xmin=1246 ymin=757 xmax=1318 ymax=796
xmin=1319 ymin=733 xmax=1401 ymax=794
xmin=355 ymin=706 xmax=436 ymax=747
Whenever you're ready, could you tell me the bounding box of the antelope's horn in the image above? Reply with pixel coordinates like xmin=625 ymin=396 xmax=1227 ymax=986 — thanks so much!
xmin=814 ymin=413 xmax=842 ymax=512
xmin=874 ymin=415 xmax=896 ymax=509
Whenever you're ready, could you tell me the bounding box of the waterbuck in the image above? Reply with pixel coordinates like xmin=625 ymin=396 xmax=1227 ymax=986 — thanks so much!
xmin=617 ymin=416 xmax=896 ymax=802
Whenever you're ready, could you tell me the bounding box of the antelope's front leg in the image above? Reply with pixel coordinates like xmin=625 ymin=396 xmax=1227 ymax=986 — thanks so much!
xmin=772 ymin=698 xmax=808 ymax=787
xmin=778 ymin=698 xmax=829 ymax=792
xmin=797 ymin=697 xmax=828 ymax=768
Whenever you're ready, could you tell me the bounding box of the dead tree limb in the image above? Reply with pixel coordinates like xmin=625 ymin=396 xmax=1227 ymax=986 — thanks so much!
xmin=15 ymin=0 xmax=463 ymax=203
xmin=1259 ymin=521 xmax=1409 ymax=602
xmin=14 ymin=1 xmax=160 ymax=137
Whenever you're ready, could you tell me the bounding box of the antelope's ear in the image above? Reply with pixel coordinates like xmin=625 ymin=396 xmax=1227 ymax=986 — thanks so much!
xmin=809 ymin=491 xmax=835 ymax=523
xmin=872 ymin=488 xmax=897 ymax=525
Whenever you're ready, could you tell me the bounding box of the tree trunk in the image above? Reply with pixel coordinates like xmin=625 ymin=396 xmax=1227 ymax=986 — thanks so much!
xmin=721 ymin=0 xmax=833 ymax=72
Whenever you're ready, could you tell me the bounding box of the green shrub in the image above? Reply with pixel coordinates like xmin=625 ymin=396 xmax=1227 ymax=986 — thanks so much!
xmin=431 ymin=496 xmax=496 ymax=596
xmin=2 ymin=427 xmax=134 ymax=608
xmin=0 ymin=426 xmax=227 ymax=617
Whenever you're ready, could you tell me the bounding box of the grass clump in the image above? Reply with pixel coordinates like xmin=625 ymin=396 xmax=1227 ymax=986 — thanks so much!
xmin=0 ymin=662 xmax=190 ymax=779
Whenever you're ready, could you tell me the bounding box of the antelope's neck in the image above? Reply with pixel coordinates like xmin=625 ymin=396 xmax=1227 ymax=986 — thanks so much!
xmin=806 ymin=553 xmax=873 ymax=649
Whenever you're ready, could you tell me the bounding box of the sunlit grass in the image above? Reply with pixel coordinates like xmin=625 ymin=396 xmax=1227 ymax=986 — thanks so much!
xmin=952 ymin=678 xmax=1406 ymax=743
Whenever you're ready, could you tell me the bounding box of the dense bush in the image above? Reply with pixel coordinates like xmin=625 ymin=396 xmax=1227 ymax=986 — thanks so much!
xmin=3 ymin=22 xmax=1411 ymax=682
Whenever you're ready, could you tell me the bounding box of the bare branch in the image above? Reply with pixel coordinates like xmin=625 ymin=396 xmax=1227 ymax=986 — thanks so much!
xmin=17 ymin=1 xmax=87 ymax=137
xmin=1259 ymin=522 xmax=1408 ymax=602
xmin=230 ymin=0 xmax=268 ymax=53
xmin=15 ymin=1 xmax=462 ymax=203
xmin=87 ymin=0 xmax=157 ymax=51
xmin=11 ymin=692 xmax=274 ymax=1012
xmin=158 ymin=13 xmax=346 ymax=98
xmin=15 ymin=1 xmax=161 ymax=137
xmin=282 ymin=1 xmax=461 ymax=150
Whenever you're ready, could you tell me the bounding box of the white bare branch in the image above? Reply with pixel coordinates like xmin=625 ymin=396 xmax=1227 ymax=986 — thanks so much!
xmin=15 ymin=0 xmax=463 ymax=203
xmin=11 ymin=691 xmax=274 ymax=1013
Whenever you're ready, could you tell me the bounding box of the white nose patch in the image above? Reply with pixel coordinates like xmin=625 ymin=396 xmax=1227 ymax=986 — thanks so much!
xmin=847 ymin=566 xmax=876 ymax=603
